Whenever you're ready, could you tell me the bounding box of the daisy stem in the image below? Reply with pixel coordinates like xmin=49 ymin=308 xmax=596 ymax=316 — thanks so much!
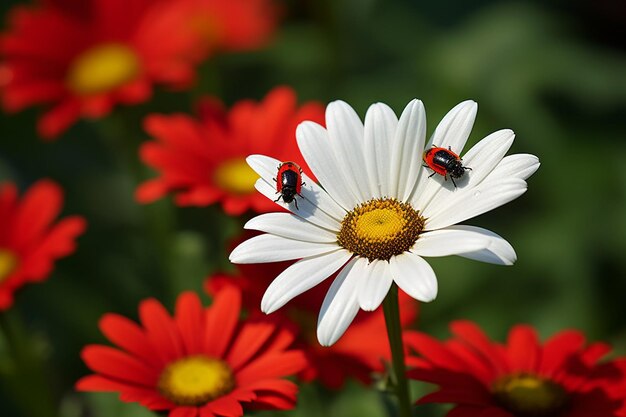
xmin=382 ymin=283 xmax=412 ymax=417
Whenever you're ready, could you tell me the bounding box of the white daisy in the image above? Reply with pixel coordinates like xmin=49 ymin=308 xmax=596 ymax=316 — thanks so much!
xmin=229 ymin=99 xmax=539 ymax=346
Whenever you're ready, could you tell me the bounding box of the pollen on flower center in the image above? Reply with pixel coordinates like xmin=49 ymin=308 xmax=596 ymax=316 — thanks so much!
xmin=213 ymin=158 xmax=259 ymax=195
xmin=337 ymin=198 xmax=424 ymax=262
xmin=66 ymin=43 xmax=140 ymax=95
xmin=158 ymin=356 xmax=235 ymax=406
xmin=492 ymin=373 xmax=569 ymax=417
xmin=0 ymin=249 xmax=18 ymax=282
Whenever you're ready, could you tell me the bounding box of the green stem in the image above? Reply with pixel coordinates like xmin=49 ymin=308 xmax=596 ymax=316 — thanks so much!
xmin=382 ymin=283 xmax=412 ymax=417
xmin=0 ymin=311 xmax=58 ymax=417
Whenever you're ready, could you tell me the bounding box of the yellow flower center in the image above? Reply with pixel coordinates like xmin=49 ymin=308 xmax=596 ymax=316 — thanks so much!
xmin=66 ymin=43 xmax=140 ymax=95
xmin=492 ymin=373 xmax=569 ymax=417
xmin=0 ymin=249 xmax=18 ymax=283
xmin=213 ymin=158 xmax=259 ymax=195
xmin=337 ymin=198 xmax=424 ymax=262
xmin=158 ymin=356 xmax=234 ymax=406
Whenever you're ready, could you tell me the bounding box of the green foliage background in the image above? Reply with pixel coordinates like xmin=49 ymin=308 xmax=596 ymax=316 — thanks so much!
xmin=1 ymin=1 xmax=625 ymax=416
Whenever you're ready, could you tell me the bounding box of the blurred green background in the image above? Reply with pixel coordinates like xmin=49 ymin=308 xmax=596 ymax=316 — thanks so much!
xmin=1 ymin=0 xmax=625 ymax=416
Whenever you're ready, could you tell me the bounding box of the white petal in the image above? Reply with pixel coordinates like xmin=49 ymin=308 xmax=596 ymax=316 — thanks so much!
xmin=357 ymin=259 xmax=392 ymax=311
xmin=460 ymin=129 xmax=515 ymax=184
xmin=255 ymin=179 xmax=340 ymax=231
xmin=244 ymin=213 xmax=338 ymax=243
xmin=425 ymin=178 xmax=527 ymax=231
xmin=247 ymin=154 xmax=346 ymax=226
xmin=410 ymin=101 xmax=477 ymax=208
xmin=489 ymin=154 xmax=540 ymax=181
xmin=450 ymin=225 xmax=517 ymax=265
xmin=261 ymin=249 xmax=353 ymax=313
xmin=389 ymin=252 xmax=438 ymax=302
xmin=428 ymin=100 xmax=477 ymax=154
xmin=297 ymin=122 xmax=360 ymax=210
xmin=421 ymin=129 xmax=515 ymax=217
xmin=317 ymin=258 xmax=361 ymax=346
xmin=412 ymin=228 xmax=491 ymax=257
xmin=325 ymin=101 xmax=371 ymax=203
xmin=390 ymin=99 xmax=427 ymax=201
xmin=364 ymin=103 xmax=398 ymax=198
xmin=229 ymin=234 xmax=338 ymax=264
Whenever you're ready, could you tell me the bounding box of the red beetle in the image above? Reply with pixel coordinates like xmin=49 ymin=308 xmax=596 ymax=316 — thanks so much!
xmin=274 ymin=161 xmax=305 ymax=209
xmin=423 ymin=146 xmax=471 ymax=187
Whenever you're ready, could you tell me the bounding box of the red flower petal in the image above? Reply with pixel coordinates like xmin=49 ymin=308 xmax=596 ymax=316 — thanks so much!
xmin=76 ymin=375 xmax=173 ymax=409
xmin=417 ymin=388 xmax=492 ymax=406
xmin=450 ymin=320 xmax=508 ymax=374
xmin=236 ymin=351 xmax=307 ymax=385
xmin=540 ymin=330 xmax=585 ymax=375
xmin=9 ymin=180 xmax=62 ymax=250
xmin=506 ymin=324 xmax=540 ymax=373
xmin=404 ymin=332 xmax=468 ymax=372
xmin=226 ymin=320 xmax=276 ymax=370
xmin=99 ymin=313 xmax=163 ymax=367
xmin=203 ymin=285 xmax=241 ymax=358
xmin=206 ymin=396 xmax=243 ymax=417
xmin=139 ymin=298 xmax=185 ymax=363
xmin=169 ymin=406 xmax=198 ymax=417
xmin=37 ymin=99 xmax=81 ymax=140
xmin=80 ymin=345 xmax=159 ymax=386
xmin=0 ymin=183 xmax=19 ymax=245
xmin=175 ymin=291 xmax=205 ymax=356
xmin=21 ymin=216 xmax=87 ymax=281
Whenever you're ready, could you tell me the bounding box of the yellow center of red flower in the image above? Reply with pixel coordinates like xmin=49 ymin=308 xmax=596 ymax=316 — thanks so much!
xmin=213 ymin=159 xmax=259 ymax=195
xmin=0 ymin=249 xmax=18 ymax=283
xmin=158 ymin=356 xmax=235 ymax=406
xmin=66 ymin=43 xmax=140 ymax=95
xmin=492 ymin=373 xmax=569 ymax=417
xmin=337 ymin=198 xmax=425 ymax=262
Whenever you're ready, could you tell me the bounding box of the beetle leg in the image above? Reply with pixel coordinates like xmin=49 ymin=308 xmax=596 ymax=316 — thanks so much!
xmin=273 ymin=195 xmax=282 ymax=203
xmin=428 ymin=171 xmax=437 ymax=178
xmin=450 ymin=176 xmax=458 ymax=188
xmin=301 ymin=181 xmax=307 ymax=187
xmin=293 ymin=198 xmax=299 ymax=210
xmin=273 ymin=177 xmax=277 ymax=182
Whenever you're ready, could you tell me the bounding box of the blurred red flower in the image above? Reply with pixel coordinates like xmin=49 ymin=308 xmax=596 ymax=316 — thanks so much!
xmin=77 ymin=287 xmax=307 ymax=417
xmin=137 ymin=86 xmax=324 ymax=216
xmin=149 ymin=0 xmax=278 ymax=62
xmin=205 ymin=248 xmax=419 ymax=389
xmin=406 ymin=320 xmax=626 ymax=417
xmin=0 ymin=179 xmax=86 ymax=310
xmin=0 ymin=0 xmax=278 ymax=139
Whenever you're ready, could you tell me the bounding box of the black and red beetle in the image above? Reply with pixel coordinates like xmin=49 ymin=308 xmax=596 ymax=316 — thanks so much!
xmin=423 ymin=146 xmax=471 ymax=187
xmin=274 ymin=161 xmax=305 ymax=209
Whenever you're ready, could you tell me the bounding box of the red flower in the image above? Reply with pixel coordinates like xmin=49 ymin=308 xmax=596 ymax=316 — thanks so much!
xmin=406 ymin=320 xmax=626 ymax=417
xmin=0 ymin=179 xmax=86 ymax=310
xmin=205 ymin=252 xmax=418 ymax=389
xmin=0 ymin=0 xmax=278 ymax=139
xmin=137 ymin=86 xmax=324 ymax=216
xmin=77 ymin=287 xmax=307 ymax=417
xmin=150 ymin=0 xmax=278 ymax=62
